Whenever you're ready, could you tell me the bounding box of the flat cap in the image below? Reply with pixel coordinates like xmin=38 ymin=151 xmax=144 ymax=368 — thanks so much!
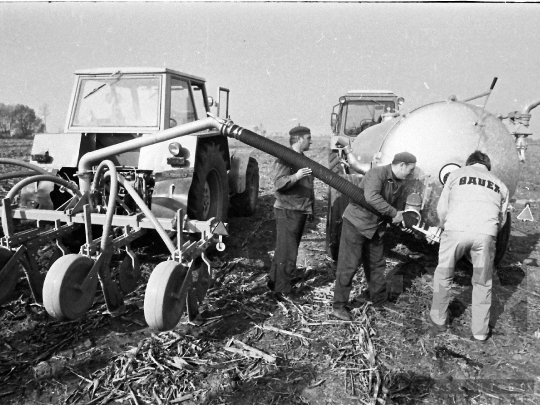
xmin=393 ymin=151 xmax=417 ymax=164
xmin=289 ymin=126 xmax=311 ymax=137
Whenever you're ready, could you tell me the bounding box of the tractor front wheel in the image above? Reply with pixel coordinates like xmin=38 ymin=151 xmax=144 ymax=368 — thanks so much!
xmin=325 ymin=174 xmax=362 ymax=261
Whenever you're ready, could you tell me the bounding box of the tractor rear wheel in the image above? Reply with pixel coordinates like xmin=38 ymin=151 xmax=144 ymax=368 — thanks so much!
xmin=43 ymin=254 xmax=96 ymax=320
xmin=188 ymin=143 xmax=228 ymax=221
xmin=328 ymin=151 xmax=343 ymax=174
xmin=229 ymin=157 xmax=259 ymax=217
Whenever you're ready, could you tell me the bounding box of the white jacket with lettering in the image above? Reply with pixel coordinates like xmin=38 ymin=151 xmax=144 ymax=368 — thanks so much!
xmin=437 ymin=164 xmax=509 ymax=236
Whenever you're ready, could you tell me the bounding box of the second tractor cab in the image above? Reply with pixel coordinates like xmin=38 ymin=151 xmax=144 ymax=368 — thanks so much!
xmin=326 ymin=90 xmax=404 ymax=259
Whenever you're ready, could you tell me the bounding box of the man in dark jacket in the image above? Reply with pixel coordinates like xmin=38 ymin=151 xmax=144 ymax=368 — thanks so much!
xmin=333 ymin=152 xmax=417 ymax=321
xmin=268 ymin=126 xmax=314 ymax=304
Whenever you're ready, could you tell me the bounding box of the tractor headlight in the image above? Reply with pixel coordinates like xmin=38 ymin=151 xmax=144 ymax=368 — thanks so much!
xmin=397 ymin=97 xmax=405 ymax=106
xmin=168 ymin=142 xmax=183 ymax=157
xmin=339 ymin=96 xmax=346 ymax=104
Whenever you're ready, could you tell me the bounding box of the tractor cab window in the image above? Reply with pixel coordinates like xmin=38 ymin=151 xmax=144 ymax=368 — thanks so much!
xmin=343 ymin=100 xmax=395 ymax=136
xmin=191 ymin=84 xmax=207 ymax=120
xmin=170 ymin=79 xmax=196 ymax=127
xmin=72 ymin=76 xmax=160 ymax=128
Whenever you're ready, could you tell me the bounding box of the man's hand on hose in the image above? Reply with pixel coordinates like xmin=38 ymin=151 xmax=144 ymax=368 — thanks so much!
xmin=295 ymin=168 xmax=312 ymax=180
xmin=392 ymin=211 xmax=404 ymax=224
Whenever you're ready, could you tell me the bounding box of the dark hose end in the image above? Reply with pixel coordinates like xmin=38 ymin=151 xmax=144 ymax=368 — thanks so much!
xmin=490 ymin=77 xmax=498 ymax=90
xmin=221 ymin=122 xmax=243 ymax=140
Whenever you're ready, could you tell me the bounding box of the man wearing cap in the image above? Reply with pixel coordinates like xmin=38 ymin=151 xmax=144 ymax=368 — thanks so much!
xmin=332 ymin=151 xmax=417 ymax=321
xmin=429 ymin=151 xmax=509 ymax=344
xmin=268 ymin=125 xmax=314 ymax=304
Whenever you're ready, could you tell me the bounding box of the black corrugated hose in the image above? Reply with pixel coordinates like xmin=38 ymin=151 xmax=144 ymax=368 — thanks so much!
xmin=220 ymin=122 xmax=388 ymax=220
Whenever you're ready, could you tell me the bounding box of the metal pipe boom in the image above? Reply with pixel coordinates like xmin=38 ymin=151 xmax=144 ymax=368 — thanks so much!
xmin=77 ymin=117 xmax=222 ymax=193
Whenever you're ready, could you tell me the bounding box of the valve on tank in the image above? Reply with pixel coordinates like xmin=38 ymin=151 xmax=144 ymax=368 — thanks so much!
xmin=501 ymin=111 xmax=532 ymax=163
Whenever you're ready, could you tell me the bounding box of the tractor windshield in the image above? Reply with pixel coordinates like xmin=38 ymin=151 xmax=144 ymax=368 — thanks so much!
xmin=71 ymin=76 xmax=161 ymax=128
xmin=342 ymin=100 xmax=395 ymax=136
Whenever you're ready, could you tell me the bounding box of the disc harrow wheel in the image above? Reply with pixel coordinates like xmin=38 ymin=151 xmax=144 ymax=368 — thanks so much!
xmin=43 ymin=254 xmax=97 ymax=320
xmin=0 ymin=247 xmax=20 ymax=305
xmin=118 ymin=252 xmax=141 ymax=294
xmin=144 ymin=261 xmax=188 ymax=331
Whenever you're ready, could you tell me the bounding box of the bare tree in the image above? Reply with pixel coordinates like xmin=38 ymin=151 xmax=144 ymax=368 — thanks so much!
xmin=0 ymin=103 xmax=14 ymax=136
xmin=10 ymin=104 xmax=45 ymax=137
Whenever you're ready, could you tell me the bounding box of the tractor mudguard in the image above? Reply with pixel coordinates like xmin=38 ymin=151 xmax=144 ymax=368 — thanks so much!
xmin=228 ymin=149 xmax=252 ymax=194
xmin=151 ymin=169 xmax=194 ymax=219
xmin=31 ymin=133 xmax=93 ymax=169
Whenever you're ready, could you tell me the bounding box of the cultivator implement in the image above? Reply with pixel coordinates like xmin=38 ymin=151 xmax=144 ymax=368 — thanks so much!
xmin=0 ymin=118 xmax=230 ymax=332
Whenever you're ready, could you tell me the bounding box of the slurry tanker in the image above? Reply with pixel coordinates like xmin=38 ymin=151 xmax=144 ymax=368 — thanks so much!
xmin=326 ymin=78 xmax=540 ymax=263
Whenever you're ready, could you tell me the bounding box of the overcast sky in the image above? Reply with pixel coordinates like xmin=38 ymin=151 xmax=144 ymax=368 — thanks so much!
xmin=1 ymin=2 xmax=539 ymax=136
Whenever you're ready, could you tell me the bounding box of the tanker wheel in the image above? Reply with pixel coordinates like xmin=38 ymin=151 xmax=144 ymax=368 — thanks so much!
xmin=494 ymin=212 xmax=511 ymax=266
xmin=188 ymin=143 xmax=228 ymax=221
xmin=325 ymin=187 xmax=344 ymax=261
xmin=0 ymin=247 xmax=20 ymax=305
xmin=229 ymin=157 xmax=259 ymax=217
xmin=326 ymin=148 xmax=355 ymax=257
xmin=118 ymin=252 xmax=141 ymax=295
xmin=325 ymin=174 xmax=361 ymax=261
xmin=144 ymin=260 xmax=188 ymax=331
xmin=43 ymin=254 xmax=97 ymax=320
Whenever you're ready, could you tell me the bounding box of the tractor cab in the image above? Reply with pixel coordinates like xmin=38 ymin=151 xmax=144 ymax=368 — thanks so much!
xmin=331 ymin=90 xmax=403 ymax=139
xmin=66 ymin=67 xmax=229 ymax=134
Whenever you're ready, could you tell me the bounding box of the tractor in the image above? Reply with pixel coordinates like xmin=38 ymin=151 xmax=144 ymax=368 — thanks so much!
xmin=326 ymin=90 xmax=405 ymax=259
xmin=0 ymin=67 xmax=259 ymax=331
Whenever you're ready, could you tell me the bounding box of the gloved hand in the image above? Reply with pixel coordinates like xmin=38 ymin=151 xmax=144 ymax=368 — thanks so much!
xmin=402 ymin=211 xmax=420 ymax=229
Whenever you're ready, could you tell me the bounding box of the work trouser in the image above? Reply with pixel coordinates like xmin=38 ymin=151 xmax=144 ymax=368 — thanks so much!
xmin=268 ymin=208 xmax=308 ymax=294
xmin=430 ymin=230 xmax=495 ymax=336
xmin=333 ymin=218 xmax=387 ymax=308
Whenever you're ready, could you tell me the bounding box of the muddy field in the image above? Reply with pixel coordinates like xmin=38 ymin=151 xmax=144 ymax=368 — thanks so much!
xmin=1 ymin=137 xmax=540 ymax=404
